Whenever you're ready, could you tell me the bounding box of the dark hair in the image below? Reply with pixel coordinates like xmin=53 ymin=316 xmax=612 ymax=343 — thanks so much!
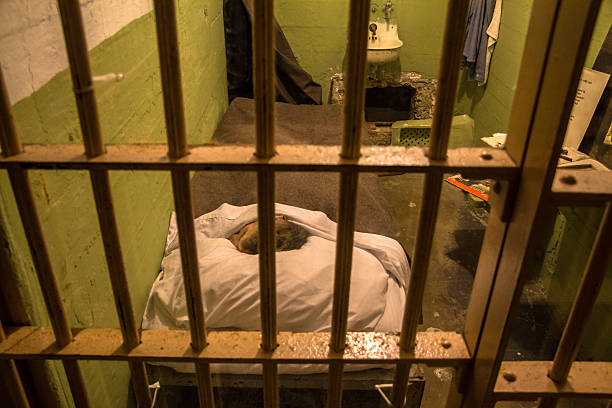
xmin=239 ymin=217 xmax=309 ymax=254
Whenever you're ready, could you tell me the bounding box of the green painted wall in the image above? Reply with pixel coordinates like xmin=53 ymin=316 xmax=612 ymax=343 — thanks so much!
xmin=275 ymin=0 xmax=449 ymax=101
xmin=0 ymin=0 xmax=227 ymax=406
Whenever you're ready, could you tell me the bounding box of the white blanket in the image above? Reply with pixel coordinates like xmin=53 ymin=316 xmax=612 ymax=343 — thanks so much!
xmin=142 ymin=203 xmax=409 ymax=373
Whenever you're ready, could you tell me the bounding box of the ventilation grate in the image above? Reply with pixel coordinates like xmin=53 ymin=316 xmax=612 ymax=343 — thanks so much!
xmin=396 ymin=127 xmax=431 ymax=146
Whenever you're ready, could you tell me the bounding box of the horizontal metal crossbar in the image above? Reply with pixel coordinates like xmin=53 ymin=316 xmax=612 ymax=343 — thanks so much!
xmin=0 ymin=326 xmax=470 ymax=366
xmin=551 ymin=169 xmax=612 ymax=205
xmin=494 ymin=361 xmax=612 ymax=400
xmin=0 ymin=144 xmax=518 ymax=177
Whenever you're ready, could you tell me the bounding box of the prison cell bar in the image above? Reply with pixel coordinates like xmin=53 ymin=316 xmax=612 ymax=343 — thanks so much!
xmin=1 ymin=56 xmax=93 ymax=407
xmin=152 ymin=0 xmax=215 ymax=407
xmin=537 ymin=202 xmax=612 ymax=408
xmin=391 ymin=1 xmax=471 ymax=407
xmin=251 ymin=0 xmax=280 ymax=406
xmin=0 ymin=320 xmax=30 ymax=408
xmin=55 ymin=1 xmax=154 ymax=406
xmin=463 ymin=0 xmax=562 ymax=359
xmin=463 ymin=0 xmax=605 ymax=406
xmin=6 ymin=167 xmax=93 ymax=408
xmin=325 ymin=1 xmax=372 ymax=407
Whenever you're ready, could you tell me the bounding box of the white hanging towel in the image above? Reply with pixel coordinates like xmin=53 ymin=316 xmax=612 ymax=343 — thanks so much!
xmin=479 ymin=0 xmax=503 ymax=86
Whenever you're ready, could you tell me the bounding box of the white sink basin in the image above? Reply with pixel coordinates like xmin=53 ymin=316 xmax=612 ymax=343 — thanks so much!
xmin=367 ymin=21 xmax=403 ymax=64
xmin=368 ymin=22 xmax=403 ymax=50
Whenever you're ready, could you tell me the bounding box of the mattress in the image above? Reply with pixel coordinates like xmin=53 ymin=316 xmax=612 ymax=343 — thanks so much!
xmin=142 ymin=203 xmax=409 ymax=374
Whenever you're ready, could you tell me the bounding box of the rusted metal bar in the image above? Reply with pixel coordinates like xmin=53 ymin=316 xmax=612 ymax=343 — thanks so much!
xmin=393 ymin=1 xmax=470 ymax=404
xmin=263 ymin=362 xmax=279 ymax=408
xmin=169 ymin=170 xmax=215 ymax=402
xmin=153 ymin=1 xmax=214 ymax=406
xmin=0 ymin=327 xmax=470 ymax=364
xmin=252 ymin=0 xmax=278 ymax=405
xmin=494 ymin=361 xmax=612 ymax=400
xmin=56 ymin=0 xmax=104 ymax=157
xmin=463 ymin=0 xmax=562 ymax=357
xmin=56 ymin=1 xmax=152 ymax=404
xmin=0 ymin=144 xmax=519 ymax=176
xmin=0 ymin=67 xmax=22 ymax=156
xmin=330 ymin=171 xmax=359 ymax=353
xmin=391 ymin=171 xmax=443 ymax=408
xmin=537 ymin=203 xmax=612 ymax=408
xmin=341 ymin=0 xmax=371 ymax=159
xmin=462 ymin=1 xmax=603 ymax=407
xmin=6 ymin=168 xmax=71 ymax=346
xmin=551 ymin=170 xmax=612 ymax=206
xmin=2 ymin=58 xmax=92 ymax=407
xmin=0 ymin=322 xmax=30 ymax=408
xmin=257 ymin=168 xmax=277 ymax=352
xmin=253 ymin=0 xmax=275 ymax=159
xmin=428 ymin=0 xmax=471 ymax=161
xmin=327 ymin=171 xmax=359 ymax=408
xmin=546 ymin=209 xmax=612 ymax=376
xmin=89 ymin=170 xmax=152 ymax=407
xmin=194 ymin=362 xmax=215 ymax=408
xmin=327 ymin=361 xmax=344 ymax=408
xmin=7 ymin=167 xmax=92 ymax=408
xmin=328 ymin=0 xmax=371 ymax=403
xmin=153 ymin=0 xmax=187 ymax=158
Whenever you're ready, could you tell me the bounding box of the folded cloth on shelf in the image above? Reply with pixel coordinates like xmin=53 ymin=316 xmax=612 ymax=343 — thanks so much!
xmin=142 ymin=203 xmax=409 ymax=374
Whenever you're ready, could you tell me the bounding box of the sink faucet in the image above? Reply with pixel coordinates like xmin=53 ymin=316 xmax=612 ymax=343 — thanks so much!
xmin=383 ymin=0 xmax=393 ymax=26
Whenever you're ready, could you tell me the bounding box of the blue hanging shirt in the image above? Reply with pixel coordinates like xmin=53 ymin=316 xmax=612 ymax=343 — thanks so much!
xmin=462 ymin=0 xmax=497 ymax=82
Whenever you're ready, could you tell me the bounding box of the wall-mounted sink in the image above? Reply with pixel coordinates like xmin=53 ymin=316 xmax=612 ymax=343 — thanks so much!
xmin=367 ymin=22 xmax=403 ymax=64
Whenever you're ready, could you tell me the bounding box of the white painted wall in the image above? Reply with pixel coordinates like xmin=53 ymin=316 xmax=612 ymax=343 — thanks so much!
xmin=0 ymin=0 xmax=152 ymax=104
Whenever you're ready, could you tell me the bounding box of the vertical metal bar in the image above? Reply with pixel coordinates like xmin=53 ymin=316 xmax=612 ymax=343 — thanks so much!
xmin=340 ymin=0 xmax=371 ymax=159
xmin=464 ymin=0 xmax=562 ymax=356
xmin=0 ymin=321 xmax=30 ymax=408
xmin=55 ymin=1 xmax=152 ymax=405
xmin=327 ymin=1 xmax=371 ymax=406
xmin=56 ymin=0 xmax=104 ymax=157
xmin=153 ymin=0 xmax=188 ymax=159
xmin=170 ymin=170 xmax=207 ymax=350
xmin=257 ymin=168 xmax=277 ymax=351
xmin=152 ymin=1 xmax=214 ymax=407
xmin=6 ymin=168 xmax=71 ymax=345
xmin=6 ymin=167 xmax=91 ymax=408
xmin=252 ymin=0 xmax=278 ymax=405
xmin=262 ymin=362 xmax=279 ymax=408
xmin=392 ymin=1 xmax=470 ymax=406
xmin=462 ymin=1 xmax=603 ymax=407
xmin=537 ymin=203 xmax=612 ymax=408
xmin=253 ymin=0 xmax=275 ymax=159
xmin=0 ymin=67 xmax=22 ymax=156
xmin=90 ymin=170 xmax=152 ymax=407
xmin=428 ymin=0 xmax=471 ymax=161
xmin=330 ymin=171 xmax=359 ymax=353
